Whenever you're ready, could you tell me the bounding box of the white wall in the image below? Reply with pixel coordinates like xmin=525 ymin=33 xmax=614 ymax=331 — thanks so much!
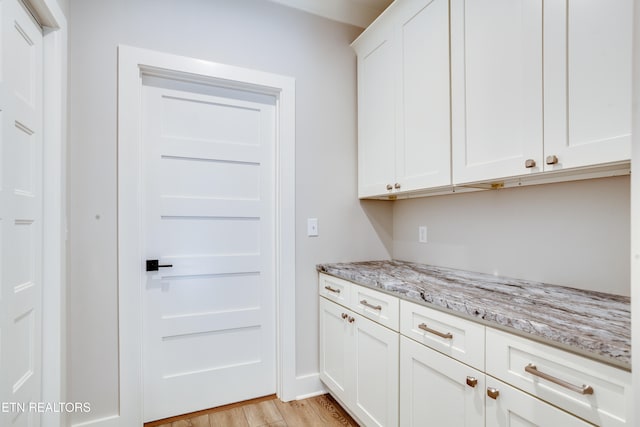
xmin=393 ymin=176 xmax=630 ymax=296
xmin=67 ymin=0 xmax=391 ymax=424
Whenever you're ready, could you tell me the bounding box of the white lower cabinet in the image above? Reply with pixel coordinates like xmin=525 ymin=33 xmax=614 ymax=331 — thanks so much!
xmin=319 ymin=274 xmax=631 ymax=427
xmin=485 ymin=378 xmax=592 ymax=427
xmin=319 ymin=296 xmax=399 ymax=427
xmin=400 ymin=336 xmax=484 ymax=427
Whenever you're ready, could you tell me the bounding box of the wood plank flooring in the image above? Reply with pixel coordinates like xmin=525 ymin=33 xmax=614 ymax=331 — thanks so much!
xmin=146 ymin=394 xmax=359 ymax=427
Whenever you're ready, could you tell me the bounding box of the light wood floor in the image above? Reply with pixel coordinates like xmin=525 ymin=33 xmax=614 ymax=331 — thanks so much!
xmin=145 ymin=394 xmax=359 ymax=427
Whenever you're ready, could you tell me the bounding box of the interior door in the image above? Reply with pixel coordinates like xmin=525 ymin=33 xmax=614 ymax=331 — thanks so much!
xmin=141 ymin=76 xmax=276 ymax=422
xmin=0 ymin=0 xmax=43 ymax=426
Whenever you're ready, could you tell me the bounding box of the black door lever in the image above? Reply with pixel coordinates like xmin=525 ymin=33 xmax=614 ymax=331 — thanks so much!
xmin=146 ymin=259 xmax=173 ymax=272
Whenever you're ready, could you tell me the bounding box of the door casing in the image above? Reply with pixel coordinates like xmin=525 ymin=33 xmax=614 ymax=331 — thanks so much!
xmin=117 ymin=45 xmax=296 ymax=427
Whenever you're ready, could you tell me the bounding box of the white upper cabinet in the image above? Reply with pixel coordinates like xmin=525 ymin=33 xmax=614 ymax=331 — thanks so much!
xmin=356 ymin=18 xmax=397 ymax=197
xmin=395 ymin=0 xmax=451 ymax=193
xmin=451 ymin=0 xmax=544 ymax=184
xmin=451 ymin=0 xmax=632 ymax=185
xmin=356 ymin=0 xmax=632 ymax=195
xmin=354 ymin=0 xmax=451 ymax=198
xmin=543 ymin=0 xmax=632 ymax=170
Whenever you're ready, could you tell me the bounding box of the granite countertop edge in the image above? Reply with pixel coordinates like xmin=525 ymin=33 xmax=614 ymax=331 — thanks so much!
xmin=316 ymin=260 xmax=631 ymax=371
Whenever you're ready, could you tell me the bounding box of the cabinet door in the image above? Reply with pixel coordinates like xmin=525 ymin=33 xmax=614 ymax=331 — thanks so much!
xmin=543 ymin=0 xmax=632 ymax=170
xmin=400 ymin=337 xmax=484 ymax=427
xmin=356 ymin=21 xmax=397 ymax=198
xmin=395 ymin=0 xmax=451 ymax=191
xmin=319 ymin=297 xmax=351 ymax=405
xmin=486 ymin=379 xmax=592 ymax=427
xmin=451 ymin=0 xmax=543 ymax=184
xmin=352 ymin=312 xmax=399 ymax=427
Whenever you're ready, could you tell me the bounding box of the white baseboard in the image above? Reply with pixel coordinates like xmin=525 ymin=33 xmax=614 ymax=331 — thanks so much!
xmin=70 ymin=414 xmax=120 ymax=427
xmin=70 ymin=375 xmax=325 ymax=425
xmin=292 ymin=373 xmax=326 ymax=401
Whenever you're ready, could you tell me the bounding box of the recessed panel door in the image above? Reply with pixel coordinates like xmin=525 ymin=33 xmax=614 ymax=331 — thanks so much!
xmin=543 ymin=0 xmax=632 ymax=170
xmin=451 ymin=0 xmax=543 ymax=184
xmin=141 ymin=76 xmax=276 ymax=422
xmin=0 ymin=1 xmax=43 ymax=426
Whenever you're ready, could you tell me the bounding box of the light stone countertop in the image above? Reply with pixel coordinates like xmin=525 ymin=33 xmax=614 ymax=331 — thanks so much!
xmin=316 ymin=260 xmax=631 ymax=370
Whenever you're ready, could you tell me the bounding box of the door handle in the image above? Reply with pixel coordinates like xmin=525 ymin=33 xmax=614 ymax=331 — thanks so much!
xmin=146 ymin=259 xmax=173 ymax=272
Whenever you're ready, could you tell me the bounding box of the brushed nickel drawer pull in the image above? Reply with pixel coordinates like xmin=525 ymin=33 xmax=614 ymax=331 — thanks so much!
xmin=466 ymin=376 xmax=478 ymax=388
xmin=525 ymin=364 xmax=594 ymax=395
xmin=487 ymin=387 xmax=500 ymax=399
xmin=360 ymin=300 xmax=382 ymax=311
xmin=324 ymin=285 xmax=341 ymax=294
xmin=418 ymin=323 xmax=453 ymax=339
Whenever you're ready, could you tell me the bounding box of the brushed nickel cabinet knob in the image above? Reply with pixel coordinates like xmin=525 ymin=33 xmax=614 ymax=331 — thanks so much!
xmin=394 ymin=183 xmax=401 ymax=189
xmin=524 ymin=159 xmax=536 ymax=168
xmin=386 ymin=184 xmax=393 ymax=191
xmin=545 ymin=155 xmax=559 ymax=165
xmin=487 ymin=387 xmax=500 ymax=400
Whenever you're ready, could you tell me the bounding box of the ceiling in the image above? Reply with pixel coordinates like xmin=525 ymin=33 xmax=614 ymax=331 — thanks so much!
xmin=267 ymin=0 xmax=394 ymax=28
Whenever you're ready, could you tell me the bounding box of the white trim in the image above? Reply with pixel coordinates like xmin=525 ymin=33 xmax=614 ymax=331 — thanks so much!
xmin=29 ymin=1 xmax=67 ymax=427
xmin=117 ymin=45 xmax=296 ymax=426
xmin=293 ymin=373 xmax=326 ymax=400
xmin=70 ymin=415 xmax=120 ymax=427
xmin=631 ymin=0 xmax=639 ymax=424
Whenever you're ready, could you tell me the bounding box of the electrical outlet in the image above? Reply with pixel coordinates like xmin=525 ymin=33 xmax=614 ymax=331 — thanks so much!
xmin=418 ymin=226 xmax=427 ymax=243
xmin=307 ymin=218 xmax=319 ymax=237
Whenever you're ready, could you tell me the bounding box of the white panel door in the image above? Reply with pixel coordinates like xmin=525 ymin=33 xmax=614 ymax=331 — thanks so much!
xmin=0 ymin=1 xmax=43 ymax=426
xmin=352 ymin=311 xmax=399 ymax=427
xmin=451 ymin=0 xmax=543 ymax=184
xmin=319 ymin=297 xmax=351 ymax=405
xmin=141 ymin=76 xmax=276 ymax=422
xmin=356 ymin=20 xmax=397 ymax=198
xmin=396 ymin=0 xmax=451 ymax=191
xmin=400 ymin=336 xmax=484 ymax=427
xmin=543 ymin=0 xmax=632 ymax=170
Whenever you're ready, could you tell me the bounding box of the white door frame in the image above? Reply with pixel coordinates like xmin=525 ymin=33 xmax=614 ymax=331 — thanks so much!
xmin=18 ymin=1 xmax=67 ymax=427
xmin=117 ymin=45 xmax=296 ymax=426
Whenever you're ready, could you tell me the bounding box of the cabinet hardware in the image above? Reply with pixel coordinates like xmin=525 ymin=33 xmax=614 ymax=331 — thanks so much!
xmin=360 ymin=300 xmax=382 ymax=311
xmin=324 ymin=285 xmax=341 ymax=294
xmin=394 ymin=182 xmax=401 ymax=189
xmin=524 ymin=159 xmax=536 ymax=168
xmin=525 ymin=364 xmax=594 ymax=395
xmin=145 ymin=259 xmax=173 ymax=272
xmin=487 ymin=387 xmax=500 ymax=399
xmin=348 ymin=316 xmax=355 ymax=323
xmin=341 ymin=313 xmax=348 ymax=320
xmin=545 ymin=155 xmax=559 ymax=165
xmin=418 ymin=323 xmax=453 ymax=339
xmin=466 ymin=376 xmax=478 ymax=388
xmin=386 ymin=184 xmax=393 ymax=190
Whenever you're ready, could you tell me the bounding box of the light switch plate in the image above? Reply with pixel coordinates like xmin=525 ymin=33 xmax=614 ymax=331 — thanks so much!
xmin=307 ymin=218 xmax=319 ymax=237
xmin=418 ymin=226 xmax=427 ymax=243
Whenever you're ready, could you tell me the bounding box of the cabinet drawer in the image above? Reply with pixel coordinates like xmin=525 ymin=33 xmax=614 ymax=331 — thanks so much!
xmin=400 ymin=300 xmax=485 ymax=370
xmin=485 ymin=377 xmax=592 ymax=427
xmin=486 ymin=328 xmax=631 ymax=427
xmin=350 ymin=284 xmax=399 ymax=331
xmin=318 ymin=273 xmax=351 ymax=307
